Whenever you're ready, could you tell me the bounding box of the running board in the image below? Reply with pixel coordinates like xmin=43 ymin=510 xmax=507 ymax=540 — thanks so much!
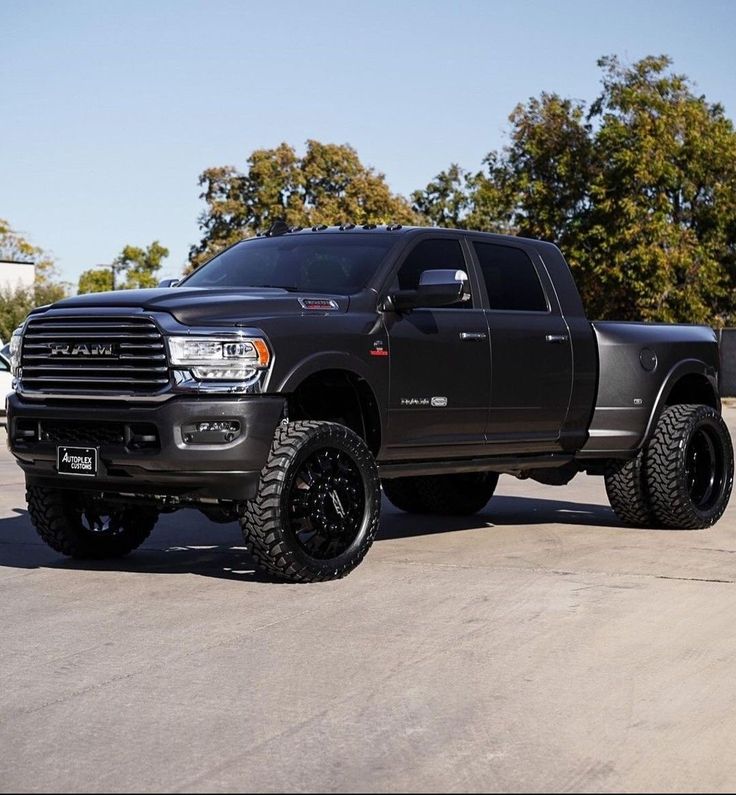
xmin=379 ymin=454 xmax=575 ymax=479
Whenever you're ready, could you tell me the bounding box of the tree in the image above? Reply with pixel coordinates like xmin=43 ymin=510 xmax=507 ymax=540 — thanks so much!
xmin=0 ymin=218 xmax=66 ymax=341
xmin=77 ymin=241 xmax=169 ymax=294
xmin=0 ymin=217 xmax=40 ymax=263
xmin=0 ymin=285 xmax=36 ymax=343
xmin=118 ymin=241 xmax=169 ymax=289
xmin=411 ymin=164 xmax=472 ymax=228
xmin=77 ymin=268 xmax=113 ymax=294
xmin=413 ymin=56 xmax=736 ymax=325
xmin=189 ymin=140 xmax=420 ymax=269
xmin=582 ymin=55 xmax=736 ymax=323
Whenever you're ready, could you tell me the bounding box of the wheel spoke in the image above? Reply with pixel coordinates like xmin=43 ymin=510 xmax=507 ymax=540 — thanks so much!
xmin=286 ymin=444 xmax=365 ymax=560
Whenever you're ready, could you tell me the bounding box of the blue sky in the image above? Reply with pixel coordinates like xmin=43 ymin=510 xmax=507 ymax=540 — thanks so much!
xmin=2 ymin=0 xmax=735 ymax=286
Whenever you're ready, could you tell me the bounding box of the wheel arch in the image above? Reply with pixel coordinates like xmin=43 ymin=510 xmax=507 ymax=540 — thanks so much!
xmin=642 ymin=359 xmax=720 ymax=446
xmin=280 ymin=356 xmax=384 ymax=456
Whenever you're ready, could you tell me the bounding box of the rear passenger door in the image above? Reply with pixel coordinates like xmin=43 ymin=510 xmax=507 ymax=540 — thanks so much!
xmin=471 ymin=240 xmax=573 ymax=450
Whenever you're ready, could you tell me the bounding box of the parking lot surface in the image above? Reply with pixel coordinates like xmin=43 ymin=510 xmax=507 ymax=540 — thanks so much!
xmin=2 ymin=409 xmax=736 ymax=793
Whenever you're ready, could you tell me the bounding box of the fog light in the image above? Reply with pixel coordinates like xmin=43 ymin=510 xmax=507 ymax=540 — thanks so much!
xmin=182 ymin=420 xmax=241 ymax=445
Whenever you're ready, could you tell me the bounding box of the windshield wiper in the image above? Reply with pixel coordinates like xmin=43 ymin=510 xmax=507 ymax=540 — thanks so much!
xmin=253 ymin=284 xmax=300 ymax=292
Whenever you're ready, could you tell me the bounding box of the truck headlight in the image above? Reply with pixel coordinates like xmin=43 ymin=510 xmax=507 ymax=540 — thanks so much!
xmin=9 ymin=327 xmax=23 ymax=377
xmin=167 ymin=336 xmax=271 ymax=380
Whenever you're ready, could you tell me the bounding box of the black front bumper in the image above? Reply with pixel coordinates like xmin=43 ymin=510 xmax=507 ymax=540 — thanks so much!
xmin=6 ymin=393 xmax=285 ymax=501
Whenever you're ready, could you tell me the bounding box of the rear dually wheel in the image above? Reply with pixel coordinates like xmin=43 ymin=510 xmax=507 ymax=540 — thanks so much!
xmin=646 ymin=404 xmax=733 ymax=529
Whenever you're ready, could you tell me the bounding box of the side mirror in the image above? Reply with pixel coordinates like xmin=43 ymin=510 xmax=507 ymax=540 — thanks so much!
xmin=157 ymin=278 xmax=180 ymax=288
xmin=384 ymin=269 xmax=470 ymax=311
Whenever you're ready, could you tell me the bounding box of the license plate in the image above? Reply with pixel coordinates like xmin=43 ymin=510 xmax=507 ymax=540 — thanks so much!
xmin=57 ymin=446 xmax=98 ymax=477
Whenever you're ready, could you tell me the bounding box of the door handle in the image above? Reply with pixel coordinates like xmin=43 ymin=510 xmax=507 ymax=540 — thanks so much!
xmin=545 ymin=334 xmax=568 ymax=344
xmin=459 ymin=332 xmax=488 ymax=341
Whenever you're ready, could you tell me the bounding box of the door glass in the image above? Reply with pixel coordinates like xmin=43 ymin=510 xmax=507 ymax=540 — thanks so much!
xmin=474 ymin=242 xmax=548 ymax=312
xmin=395 ymin=238 xmax=471 ymax=308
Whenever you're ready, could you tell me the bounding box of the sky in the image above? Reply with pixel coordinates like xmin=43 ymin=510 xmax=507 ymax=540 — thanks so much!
xmin=2 ymin=0 xmax=736 ymax=286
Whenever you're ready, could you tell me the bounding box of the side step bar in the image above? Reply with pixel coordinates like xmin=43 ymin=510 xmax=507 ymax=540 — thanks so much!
xmin=379 ymin=453 xmax=575 ymax=479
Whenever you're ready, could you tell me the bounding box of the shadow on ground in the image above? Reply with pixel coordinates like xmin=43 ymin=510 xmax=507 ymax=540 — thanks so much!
xmin=0 ymin=494 xmax=625 ymax=581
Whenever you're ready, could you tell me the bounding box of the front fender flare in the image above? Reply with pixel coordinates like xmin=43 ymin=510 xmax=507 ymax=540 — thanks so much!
xmin=273 ymin=352 xmax=387 ymax=444
xmin=275 ymin=351 xmax=377 ymax=394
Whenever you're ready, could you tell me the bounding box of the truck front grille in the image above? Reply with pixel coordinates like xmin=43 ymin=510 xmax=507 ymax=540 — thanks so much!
xmin=20 ymin=316 xmax=169 ymax=396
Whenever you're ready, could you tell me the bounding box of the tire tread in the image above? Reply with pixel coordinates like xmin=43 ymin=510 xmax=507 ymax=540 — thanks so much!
xmin=604 ymin=451 xmax=653 ymax=527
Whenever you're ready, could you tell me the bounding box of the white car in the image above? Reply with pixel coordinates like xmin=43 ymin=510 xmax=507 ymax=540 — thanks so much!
xmin=0 ymin=353 xmax=13 ymax=424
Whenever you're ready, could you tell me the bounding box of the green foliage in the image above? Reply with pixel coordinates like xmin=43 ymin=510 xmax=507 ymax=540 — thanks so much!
xmin=77 ymin=241 xmax=169 ymax=294
xmin=0 ymin=285 xmax=36 ymax=342
xmin=414 ymin=55 xmax=736 ymax=325
xmin=189 ymin=140 xmax=420 ymax=270
xmin=0 ymin=218 xmax=67 ymax=341
xmin=77 ymin=267 xmax=113 ymax=294
xmin=0 ymin=217 xmax=39 ymax=263
xmin=411 ymin=164 xmax=472 ymax=228
xmin=118 ymin=240 xmax=169 ymax=289
xmin=582 ymin=55 xmax=736 ymax=324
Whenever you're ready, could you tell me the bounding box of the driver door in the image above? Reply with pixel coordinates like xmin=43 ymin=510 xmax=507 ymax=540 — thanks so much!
xmin=382 ymin=236 xmax=491 ymax=458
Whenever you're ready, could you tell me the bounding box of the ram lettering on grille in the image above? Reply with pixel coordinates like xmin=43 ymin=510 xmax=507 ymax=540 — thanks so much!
xmin=47 ymin=342 xmax=117 ymax=357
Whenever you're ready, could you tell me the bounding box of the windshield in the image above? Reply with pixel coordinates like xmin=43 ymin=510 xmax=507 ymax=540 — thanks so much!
xmin=182 ymin=233 xmax=398 ymax=294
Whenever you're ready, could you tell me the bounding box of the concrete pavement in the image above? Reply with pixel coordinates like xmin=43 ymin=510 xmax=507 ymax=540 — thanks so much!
xmin=1 ymin=410 xmax=736 ymax=792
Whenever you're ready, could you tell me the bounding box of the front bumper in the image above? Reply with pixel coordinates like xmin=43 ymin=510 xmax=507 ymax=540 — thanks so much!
xmin=6 ymin=393 xmax=285 ymax=501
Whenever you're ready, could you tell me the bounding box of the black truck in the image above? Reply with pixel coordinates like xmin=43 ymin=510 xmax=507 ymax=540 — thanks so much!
xmin=6 ymin=225 xmax=734 ymax=582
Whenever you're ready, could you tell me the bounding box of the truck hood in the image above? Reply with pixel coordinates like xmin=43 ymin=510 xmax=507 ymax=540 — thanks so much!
xmin=43 ymin=287 xmax=349 ymax=326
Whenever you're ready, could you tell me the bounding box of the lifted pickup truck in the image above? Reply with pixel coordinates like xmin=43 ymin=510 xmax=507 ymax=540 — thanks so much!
xmin=6 ymin=225 xmax=734 ymax=582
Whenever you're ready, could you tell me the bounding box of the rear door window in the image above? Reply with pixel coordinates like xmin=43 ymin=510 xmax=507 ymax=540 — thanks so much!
xmin=473 ymin=242 xmax=548 ymax=312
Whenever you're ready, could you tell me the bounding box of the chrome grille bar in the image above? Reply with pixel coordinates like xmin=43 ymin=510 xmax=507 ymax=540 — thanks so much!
xmin=20 ymin=315 xmax=170 ymax=396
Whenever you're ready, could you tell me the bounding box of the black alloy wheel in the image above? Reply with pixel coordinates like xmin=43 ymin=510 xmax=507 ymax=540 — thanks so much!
xmin=685 ymin=425 xmax=727 ymax=512
xmin=287 ymin=447 xmax=366 ymax=559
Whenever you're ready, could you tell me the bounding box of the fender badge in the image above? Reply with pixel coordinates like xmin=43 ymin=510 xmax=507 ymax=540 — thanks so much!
xmin=370 ymin=340 xmax=389 ymax=357
xmin=299 ymin=298 xmax=339 ymax=311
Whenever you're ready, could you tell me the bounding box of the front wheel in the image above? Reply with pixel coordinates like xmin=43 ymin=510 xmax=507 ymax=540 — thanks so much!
xmin=26 ymin=486 xmax=158 ymax=558
xmin=646 ymin=404 xmax=734 ymax=529
xmin=241 ymin=421 xmax=381 ymax=583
